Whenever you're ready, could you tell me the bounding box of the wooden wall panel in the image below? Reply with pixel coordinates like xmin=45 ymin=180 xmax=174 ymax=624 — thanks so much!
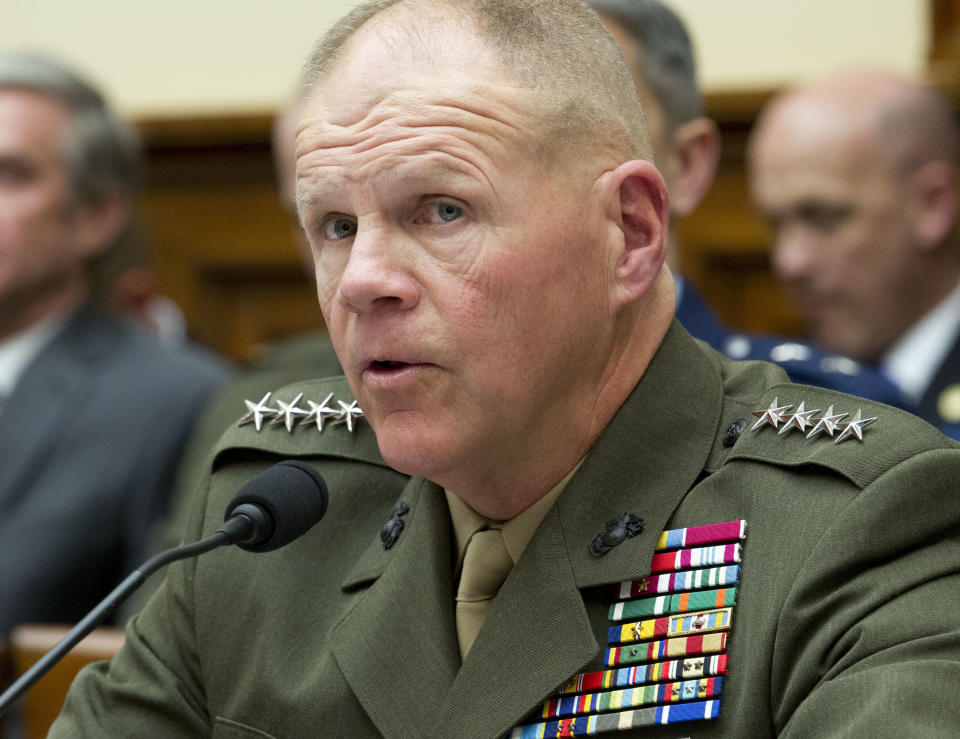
xmin=137 ymin=117 xmax=324 ymax=361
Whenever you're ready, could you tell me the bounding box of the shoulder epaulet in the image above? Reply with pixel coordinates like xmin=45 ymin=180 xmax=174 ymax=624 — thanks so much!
xmin=722 ymin=381 xmax=956 ymax=489
xmin=211 ymin=375 xmax=386 ymax=467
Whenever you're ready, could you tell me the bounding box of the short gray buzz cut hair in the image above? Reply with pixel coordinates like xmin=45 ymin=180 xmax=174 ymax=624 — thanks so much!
xmin=0 ymin=52 xmax=141 ymax=207
xmin=303 ymin=0 xmax=654 ymax=164
xmin=588 ymin=0 xmax=703 ymax=134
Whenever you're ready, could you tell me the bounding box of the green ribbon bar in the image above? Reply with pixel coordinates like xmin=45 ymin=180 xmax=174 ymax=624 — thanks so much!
xmin=609 ymin=587 xmax=738 ymax=622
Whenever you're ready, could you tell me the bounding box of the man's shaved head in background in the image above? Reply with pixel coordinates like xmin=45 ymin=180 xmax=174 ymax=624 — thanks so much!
xmin=750 ymin=69 xmax=960 ymax=363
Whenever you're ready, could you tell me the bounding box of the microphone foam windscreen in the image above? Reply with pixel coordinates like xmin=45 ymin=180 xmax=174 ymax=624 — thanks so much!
xmin=224 ymin=460 xmax=329 ymax=552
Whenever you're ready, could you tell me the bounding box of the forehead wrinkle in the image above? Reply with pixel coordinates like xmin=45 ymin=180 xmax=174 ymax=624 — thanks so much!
xmin=297 ymin=99 xmax=529 ymax=211
xmin=296 ymin=144 xmax=501 ymax=215
xmin=299 ymin=88 xmax=529 ymax=150
xmin=297 ymin=66 xmax=533 ymax=148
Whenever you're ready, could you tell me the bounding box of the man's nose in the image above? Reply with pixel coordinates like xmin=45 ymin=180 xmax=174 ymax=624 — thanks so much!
xmin=337 ymin=226 xmax=419 ymax=314
xmin=771 ymin=223 xmax=816 ymax=283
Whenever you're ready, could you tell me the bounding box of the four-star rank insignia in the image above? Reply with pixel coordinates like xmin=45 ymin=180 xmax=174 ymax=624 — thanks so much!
xmin=238 ymin=391 xmax=365 ymax=434
xmin=751 ymin=399 xmax=877 ymax=444
xmin=511 ymin=520 xmax=746 ymax=737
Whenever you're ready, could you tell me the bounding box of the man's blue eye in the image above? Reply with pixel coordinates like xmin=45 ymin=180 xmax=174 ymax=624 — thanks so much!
xmin=324 ymin=218 xmax=357 ymax=240
xmin=437 ymin=203 xmax=462 ymax=222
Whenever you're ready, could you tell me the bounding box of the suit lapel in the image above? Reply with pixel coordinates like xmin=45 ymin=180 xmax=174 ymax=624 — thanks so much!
xmin=917 ymin=331 xmax=960 ymax=425
xmin=330 ymin=477 xmax=460 ymax=738
xmin=436 ymin=322 xmax=725 ymax=736
xmin=0 ymin=306 xmax=105 ymax=510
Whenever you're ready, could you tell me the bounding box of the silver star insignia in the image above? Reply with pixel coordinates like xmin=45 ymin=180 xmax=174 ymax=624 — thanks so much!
xmin=333 ymin=399 xmax=364 ymax=432
xmin=751 ymin=397 xmax=793 ymax=431
xmin=835 ymin=408 xmax=878 ymax=444
xmin=778 ymin=400 xmax=820 ymax=436
xmin=271 ymin=392 xmax=309 ymax=432
xmin=806 ymin=405 xmax=848 ymax=439
xmin=239 ymin=392 xmax=277 ymax=432
xmin=300 ymin=392 xmax=339 ymax=432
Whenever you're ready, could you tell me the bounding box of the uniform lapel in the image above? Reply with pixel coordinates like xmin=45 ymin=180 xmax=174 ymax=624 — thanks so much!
xmin=330 ymin=476 xmax=460 ymax=738
xmin=435 ymin=321 xmax=724 ymax=736
xmin=561 ymin=321 xmax=724 ymax=591
xmin=434 ymin=502 xmax=596 ymax=738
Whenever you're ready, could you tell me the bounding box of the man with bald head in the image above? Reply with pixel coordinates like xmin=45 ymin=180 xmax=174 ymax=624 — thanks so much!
xmin=52 ymin=2 xmax=960 ymax=736
xmin=749 ymin=70 xmax=960 ymax=436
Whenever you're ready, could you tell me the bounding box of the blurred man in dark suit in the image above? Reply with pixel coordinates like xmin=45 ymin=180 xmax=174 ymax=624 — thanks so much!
xmin=0 ymin=53 xmax=225 ymax=634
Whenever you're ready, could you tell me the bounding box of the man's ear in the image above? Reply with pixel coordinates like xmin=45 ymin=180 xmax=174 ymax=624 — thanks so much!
xmin=667 ymin=117 xmax=719 ymax=217
xmin=909 ymin=160 xmax=958 ymax=251
xmin=74 ymin=194 xmax=129 ymax=260
xmin=603 ymin=159 xmax=669 ymax=309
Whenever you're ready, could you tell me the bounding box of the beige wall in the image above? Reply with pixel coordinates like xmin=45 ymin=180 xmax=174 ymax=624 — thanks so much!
xmin=0 ymin=0 xmax=929 ymax=118
xmin=671 ymin=0 xmax=928 ymax=91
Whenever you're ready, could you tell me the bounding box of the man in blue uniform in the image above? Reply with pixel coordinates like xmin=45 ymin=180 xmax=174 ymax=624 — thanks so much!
xmin=749 ymin=69 xmax=960 ymax=437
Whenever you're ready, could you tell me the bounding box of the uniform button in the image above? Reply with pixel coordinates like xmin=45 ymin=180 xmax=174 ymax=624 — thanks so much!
xmin=722 ymin=418 xmax=747 ymax=447
xmin=938 ymin=384 xmax=960 ymax=423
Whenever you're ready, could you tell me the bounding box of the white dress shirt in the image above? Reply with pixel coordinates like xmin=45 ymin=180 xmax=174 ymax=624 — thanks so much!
xmin=0 ymin=313 xmax=68 ymax=403
xmin=882 ymin=279 xmax=960 ymax=404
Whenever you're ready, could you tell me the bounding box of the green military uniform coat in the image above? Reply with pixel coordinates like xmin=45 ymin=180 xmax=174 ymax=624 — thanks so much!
xmin=51 ymin=322 xmax=960 ymax=737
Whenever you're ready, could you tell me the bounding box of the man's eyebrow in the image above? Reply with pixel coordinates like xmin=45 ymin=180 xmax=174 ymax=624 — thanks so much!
xmin=795 ymin=199 xmax=853 ymax=215
xmin=297 ymin=156 xmax=483 ymax=209
xmin=0 ymin=153 xmax=34 ymax=170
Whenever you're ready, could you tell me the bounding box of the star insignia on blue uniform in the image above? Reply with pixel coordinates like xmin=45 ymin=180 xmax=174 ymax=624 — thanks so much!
xmin=239 ymin=392 xmax=277 ymax=431
xmin=778 ymin=401 xmax=820 ymax=436
xmin=300 ymin=392 xmax=339 ymax=432
xmin=271 ymin=392 xmax=310 ymax=432
xmin=834 ymin=408 xmax=877 ymax=444
xmin=751 ymin=397 xmax=793 ymax=431
xmin=333 ymin=399 xmax=364 ymax=432
xmin=806 ymin=405 xmax=848 ymax=439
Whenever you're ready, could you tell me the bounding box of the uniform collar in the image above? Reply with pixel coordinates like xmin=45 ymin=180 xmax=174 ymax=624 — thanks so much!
xmin=445 ymin=461 xmax=580 ymax=573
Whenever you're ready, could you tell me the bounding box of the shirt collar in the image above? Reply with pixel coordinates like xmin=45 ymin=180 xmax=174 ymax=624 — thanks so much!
xmin=882 ymin=279 xmax=960 ymax=403
xmin=445 ymin=461 xmax=582 ymax=573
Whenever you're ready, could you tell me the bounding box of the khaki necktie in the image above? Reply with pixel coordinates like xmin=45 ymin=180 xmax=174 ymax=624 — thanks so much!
xmin=455 ymin=525 xmax=513 ymax=659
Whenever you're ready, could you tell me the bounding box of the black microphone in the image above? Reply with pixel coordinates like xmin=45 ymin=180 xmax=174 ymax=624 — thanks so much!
xmin=225 ymin=459 xmax=328 ymax=552
xmin=0 ymin=460 xmax=328 ymax=717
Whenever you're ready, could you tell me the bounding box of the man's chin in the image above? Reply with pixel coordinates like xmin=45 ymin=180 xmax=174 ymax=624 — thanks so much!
xmin=373 ymin=415 xmax=450 ymax=478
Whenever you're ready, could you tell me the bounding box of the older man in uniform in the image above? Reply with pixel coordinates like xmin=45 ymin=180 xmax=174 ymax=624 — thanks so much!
xmin=52 ymin=1 xmax=960 ymax=737
xmin=749 ymin=70 xmax=960 ymax=437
